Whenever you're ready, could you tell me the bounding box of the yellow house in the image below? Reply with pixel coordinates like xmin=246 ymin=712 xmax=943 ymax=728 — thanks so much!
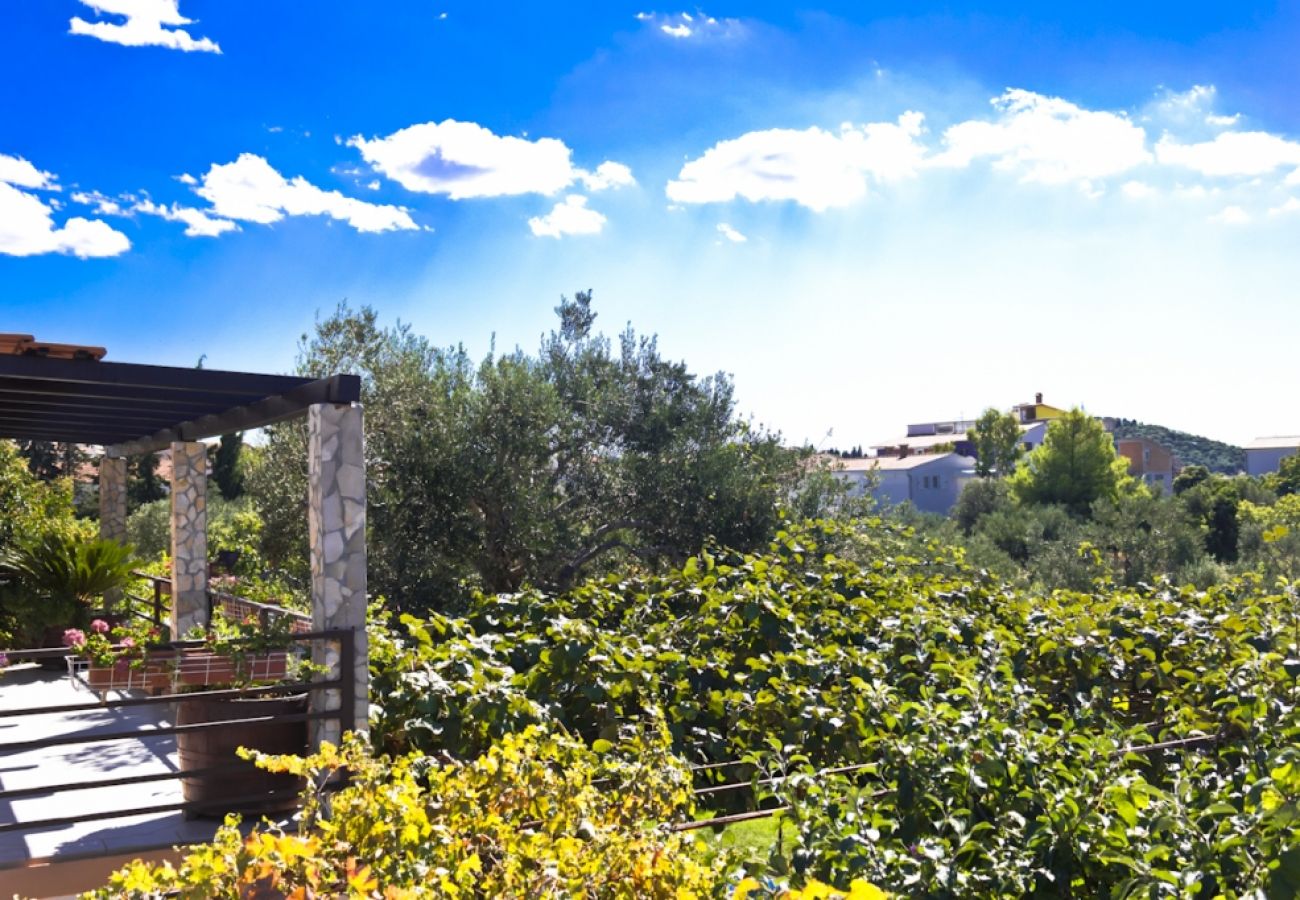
xmin=1014 ymin=392 xmax=1068 ymax=424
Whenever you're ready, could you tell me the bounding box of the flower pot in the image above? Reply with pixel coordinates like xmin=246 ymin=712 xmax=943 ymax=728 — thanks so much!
xmin=172 ymin=649 xmax=290 ymax=688
xmin=177 ymin=692 xmax=308 ymax=818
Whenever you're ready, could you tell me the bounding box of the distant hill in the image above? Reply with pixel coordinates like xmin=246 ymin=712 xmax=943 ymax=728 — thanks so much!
xmin=1111 ymin=420 xmax=1244 ymax=474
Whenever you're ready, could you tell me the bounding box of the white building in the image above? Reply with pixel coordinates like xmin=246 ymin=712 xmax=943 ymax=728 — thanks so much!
xmin=1245 ymin=436 xmax=1300 ymax=476
xmin=831 ymin=452 xmax=977 ymax=515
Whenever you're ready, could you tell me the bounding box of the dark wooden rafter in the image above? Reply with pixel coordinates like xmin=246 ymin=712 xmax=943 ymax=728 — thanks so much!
xmin=0 ymin=354 xmax=360 ymax=456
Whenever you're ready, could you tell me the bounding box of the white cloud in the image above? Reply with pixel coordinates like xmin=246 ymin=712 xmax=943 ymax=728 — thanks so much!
xmin=638 ymin=11 xmax=736 ymax=40
xmin=528 ymin=195 xmax=606 ymax=238
xmin=196 ymin=154 xmax=419 ymax=233
xmin=934 ymin=89 xmax=1151 ymax=185
xmin=716 ymin=223 xmax=747 ymax=243
xmin=667 ymin=113 xmax=927 ymax=211
xmin=70 ymin=190 xmax=124 ymax=215
xmin=1268 ymin=197 xmax=1300 ymax=216
xmin=1155 ymin=130 xmax=1300 ymax=177
xmin=176 ymin=172 xmax=198 ymax=185
xmin=133 ymin=199 xmax=238 ymax=237
xmin=1121 ymin=180 xmax=1156 ymax=199
xmin=0 ymin=154 xmax=56 ymax=190
xmin=69 ymin=0 xmax=220 ymax=53
xmin=0 ymin=182 xmax=130 ymax=258
xmin=1209 ymin=205 xmax=1250 ymax=225
xmin=578 ymin=161 xmax=636 ymax=191
xmin=349 ymin=120 xmax=629 ymax=201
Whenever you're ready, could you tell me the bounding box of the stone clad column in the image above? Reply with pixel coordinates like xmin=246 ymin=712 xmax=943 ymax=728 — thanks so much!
xmin=98 ymin=454 xmax=128 ymax=544
xmin=98 ymin=453 xmax=128 ymax=610
xmin=169 ymin=441 xmax=209 ymax=638
xmin=307 ymin=402 xmax=367 ymax=748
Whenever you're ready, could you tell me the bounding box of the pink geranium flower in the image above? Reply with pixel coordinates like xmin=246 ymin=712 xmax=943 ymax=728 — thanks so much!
xmin=120 ymin=637 xmax=136 ymax=649
xmin=62 ymin=628 xmax=87 ymax=648
xmin=90 ymin=619 xmax=110 ymax=634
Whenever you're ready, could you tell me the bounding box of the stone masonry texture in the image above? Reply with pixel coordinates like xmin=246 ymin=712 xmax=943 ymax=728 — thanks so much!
xmin=169 ymin=441 xmax=209 ymax=638
xmin=307 ymin=403 xmax=368 ymax=748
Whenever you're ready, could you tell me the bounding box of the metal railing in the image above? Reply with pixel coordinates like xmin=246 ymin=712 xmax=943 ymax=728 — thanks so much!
xmin=0 ymin=628 xmax=355 ymax=849
xmin=125 ymin=571 xmax=313 ymax=634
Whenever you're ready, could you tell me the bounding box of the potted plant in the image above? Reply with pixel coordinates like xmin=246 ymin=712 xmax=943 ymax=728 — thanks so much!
xmin=63 ymin=617 xmax=169 ymax=692
xmin=173 ymin=609 xmax=318 ymax=818
xmin=0 ymin=533 xmax=137 ymax=667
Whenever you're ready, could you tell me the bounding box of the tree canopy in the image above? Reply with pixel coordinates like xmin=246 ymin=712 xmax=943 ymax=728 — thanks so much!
xmin=248 ymin=295 xmax=802 ymax=611
xmin=967 ymin=407 xmax=1023 ymax=477
xmin=1007 ymin=408 xmax=1132 ymax=515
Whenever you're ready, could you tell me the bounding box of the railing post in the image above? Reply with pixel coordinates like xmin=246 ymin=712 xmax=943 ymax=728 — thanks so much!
xmin=152 ymin=577 xmax=162 ymax=629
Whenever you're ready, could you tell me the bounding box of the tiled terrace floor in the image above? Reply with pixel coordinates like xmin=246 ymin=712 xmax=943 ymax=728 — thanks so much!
xmin=0 ymin=664 xmax=222 ymax=895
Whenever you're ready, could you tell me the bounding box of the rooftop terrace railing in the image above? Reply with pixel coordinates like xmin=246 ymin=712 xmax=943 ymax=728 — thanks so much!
xmin=0 ymin=627 xmax=355 ymax=872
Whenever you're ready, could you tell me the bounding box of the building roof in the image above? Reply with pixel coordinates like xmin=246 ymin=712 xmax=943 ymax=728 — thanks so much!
xmin=871 ymin=432 xmax=971 ymax=451
xmin=0 ymin=335 xmax=359 ymax=454
xmin=836 ymin=453 xmax=976 ymax=472
xmin=1246 ymin=435 xmax=1300 ymax=451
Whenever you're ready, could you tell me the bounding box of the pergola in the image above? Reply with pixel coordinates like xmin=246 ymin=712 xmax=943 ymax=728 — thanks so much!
xmin=0 ymin=337 xmax=367 ymax=747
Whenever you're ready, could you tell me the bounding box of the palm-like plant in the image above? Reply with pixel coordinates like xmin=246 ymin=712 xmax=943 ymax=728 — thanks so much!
xmin=0 ymin=534 xmax=137 ymax=626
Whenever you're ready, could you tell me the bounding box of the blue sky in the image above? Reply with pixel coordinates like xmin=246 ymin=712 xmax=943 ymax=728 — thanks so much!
xmin=3 ymin=2 xmax=1300 ymax=448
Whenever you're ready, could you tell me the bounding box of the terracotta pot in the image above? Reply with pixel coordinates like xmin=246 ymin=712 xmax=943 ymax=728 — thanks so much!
xmin=177 ymin=692 xmax=308 ymax=818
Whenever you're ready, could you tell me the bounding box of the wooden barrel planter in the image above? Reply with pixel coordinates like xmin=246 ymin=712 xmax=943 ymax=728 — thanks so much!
xmin=177 ymin=692 xmax=308 ymax=818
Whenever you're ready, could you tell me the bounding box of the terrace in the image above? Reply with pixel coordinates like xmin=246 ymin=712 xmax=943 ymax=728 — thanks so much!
xmin=0 ymin=338 xmax=367 ymax=897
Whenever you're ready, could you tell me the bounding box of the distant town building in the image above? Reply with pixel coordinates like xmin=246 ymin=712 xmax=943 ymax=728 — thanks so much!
xmin=1245 ymin=436 xmax=1300 ymax=476
xmin=830 ymin=453 xmax=976 ymax=515
xmin=1117 ymin=437 xmax=1180 ymax=494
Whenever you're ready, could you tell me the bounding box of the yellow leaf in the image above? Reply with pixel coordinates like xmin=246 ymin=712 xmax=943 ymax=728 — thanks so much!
xmin=733 ymin=878 xmax=762 ymax=900
xmin=847 ymin=881 xmax=889 ymax=900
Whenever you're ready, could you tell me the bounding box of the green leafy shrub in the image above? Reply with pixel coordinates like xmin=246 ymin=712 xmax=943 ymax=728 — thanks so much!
xmin=86 ymin=725 xmax=719 ymax=899
xmin=0 ymin=534 xmax=136 ymax=641
xmin=369 ymin=519 xmax=1300 ymax=895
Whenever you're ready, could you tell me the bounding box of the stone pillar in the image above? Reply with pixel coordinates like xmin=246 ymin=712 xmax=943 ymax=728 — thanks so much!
xmin=307 ymin=402 xmax=367 ymax=748
xmin=169 ymin=441 xmax=209 ymax=639
xmin=98 ymin=453 xmax=128 ymax=610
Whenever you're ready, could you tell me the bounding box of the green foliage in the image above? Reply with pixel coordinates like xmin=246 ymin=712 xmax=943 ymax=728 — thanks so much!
xmin=1237 ymin=494 xmax=1300 ymax=583
xmin=127 ymin=495 xmax=264 ymax=574
xmin=1008 ymin=409 xmax=1133 ymax=515
xmin=1112 ymin=420 xmax=1244 ymax=474
xmin=17 ymin=439 xmax=87 ymax=481
xmin=967 ymin=408 xmax=1023 ymax=478
xmin=368 ymin=518 xmax=1300 ymax=896
xmin=0 ymin=533 xmax=136 ymax=635
xmin=1268 ymin=453 xmax=1300 ymax=497
xmin=126 ymin=452 xmax=165 ymax=505
xmin=1172 ymin=463 xmax=1209 ymax=495
xmin=952 ymin=478 xmax=1011 ymax=535
xmin=211 ymin=432 xmax=245 ymax=500
xmin=1177 ymin=474 xmax=1273 ymax=565
xmin=87 ymin=727 xmax=719 ymax=898
xmin=251 ymin=297 xmax=802 ymax=612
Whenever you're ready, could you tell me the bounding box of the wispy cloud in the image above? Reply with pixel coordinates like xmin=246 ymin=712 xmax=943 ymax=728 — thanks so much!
xmin=1155 ymin=130 xmax=1300 ymax=177
xmin=528 ymin=195 xmax=606 ymax=238
xmin=349 ymin=120 xmax=633 ymax=201
xmin=0 ymin=154 xmax=129 ymax=258
xmin=667 ymin=86 xmax=1300 ymax=222
xmin=716 ymin=222 xmax=746 ymax=243
xmin=635 ymin=11 xmax=741 ymax=41
xmin=933 ymin=90 xmax=1150 ymax=185
xmin=196 ymin=154 xmax=419 ymax=233
xmin=69 ymin=0 xmax=220 ymax=53
xmin=667 ymin=113 xmax=926 ymax=211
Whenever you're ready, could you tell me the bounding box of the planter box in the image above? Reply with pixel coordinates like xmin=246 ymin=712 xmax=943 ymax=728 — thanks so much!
xmin=72 ymin=648 xmax=291 ymax=694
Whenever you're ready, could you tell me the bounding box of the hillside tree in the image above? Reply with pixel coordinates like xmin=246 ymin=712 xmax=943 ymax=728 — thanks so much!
xmin=1008 ymin=409 xmax=1132 ymax=515
xmin=967 ymin=408 xmax=1024 ymax=478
